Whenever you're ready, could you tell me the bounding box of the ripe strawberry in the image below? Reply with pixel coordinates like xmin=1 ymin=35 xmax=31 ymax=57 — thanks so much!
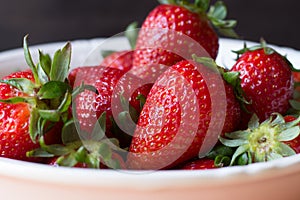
xmin=181 ymin=158 xmax=216 ymax=170
xmin=101 ymin=50 xmax=133 ymax=72
xmin=219 ymin=113 xmax=300 ymax=165
xmin=71 ymin=66 xmax=152 ymax=148
xmin=132 ymin=0 xmax=237 ymax=78
xmin=71 ymin=66 xmax=126 ymax=135
xmin=0 ymin=36 xmax=73 ymax=161
xmin=126 ymin=57 xmax=241 ymax=170
xmin=231 ymin=42 xmax=294 ymax=125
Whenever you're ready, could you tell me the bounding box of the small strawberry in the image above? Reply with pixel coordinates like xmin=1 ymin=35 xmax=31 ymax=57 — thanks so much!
xmin=181 ymin=158 xmax=216 ymax=170
xmin=101 ymin=50 xmax=133 ymax=72
xmin=126 ymin=57 xmax=241 ymax=170
xmin=219 ymin=113 xmax=300 ymax=165
xmin=0 ymin=36 xmax=73 ymax=161
xmin=231 ymin=41 xmax=294 ymax=125
xmin=132 ymin=0 xmax=237 ymax=78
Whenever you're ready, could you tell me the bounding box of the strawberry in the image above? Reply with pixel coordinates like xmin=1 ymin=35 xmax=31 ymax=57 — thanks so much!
xmin=132 ymin=0 xmax=237 ymax=78
xmin=126 ymin=57 xmax=241 ymax=170
xmin=71 ymin=66 xmax=126 ymax=135
xmin=230 ymin=41 xmax=294 ymax=125
xmin=0 ymin=36 xmax=73 ymax=161
xmin=219 ymin=113 xmax=300 ymax=165
xmin=71 ymin=65 xmax=152 ymax=148
xmin=181 ymin=158 xmax=216 ymax=170
xmin=101 ymin=50 xmax=133 ymax=72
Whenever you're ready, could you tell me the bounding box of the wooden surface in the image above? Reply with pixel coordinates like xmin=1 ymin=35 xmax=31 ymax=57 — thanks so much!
xmin=0 ymin=0 xmax=299 ymax=51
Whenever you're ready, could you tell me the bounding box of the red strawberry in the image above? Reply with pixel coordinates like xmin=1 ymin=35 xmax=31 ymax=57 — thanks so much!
xmin=71 ymin=66 xmax=152 ymax=148
xmin=101 ymin=50 xmax=133 ymax=72
xmin=219 ymin=113 xmax=300 ymax=165
xmin=181 ymin=158 xmax=216 ymax=170
xmin=0 ymin=36 xmax=73 ymax=161
xmin=132 ymin=1 xmax=237 ymax=78
xmin=126 ymin=58 xmax=240 ymax=170
xmin=71 ymin=66 xmax=126 ymax=135
xmin=231 ymin=42 xmax=294 ymax=125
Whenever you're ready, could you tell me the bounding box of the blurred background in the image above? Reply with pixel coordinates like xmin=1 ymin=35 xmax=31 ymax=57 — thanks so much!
xmin=0 ymin=0 xmax=299 ymax=51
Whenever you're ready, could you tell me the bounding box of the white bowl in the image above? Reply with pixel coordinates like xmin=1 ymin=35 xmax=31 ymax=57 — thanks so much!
xmin=0 ymin=38 xmax=300 ymax=200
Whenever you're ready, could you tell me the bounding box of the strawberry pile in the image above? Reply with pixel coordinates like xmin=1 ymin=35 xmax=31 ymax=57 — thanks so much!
xmin=0 ymin=0 xmax=299 ymax=170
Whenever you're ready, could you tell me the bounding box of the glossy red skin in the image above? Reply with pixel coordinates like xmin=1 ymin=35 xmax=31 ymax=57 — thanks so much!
xmin=231 ymin=49 xmax=293 ymax=125
xmin=101 ymin=50 xmax=133 ymax=72
xmin=127 ymin=60 xmax=240 ymax=170
xmin=283 ymin=116 xmax=300 ymax=153
xmin=71 ymin=66 xmax=126 ymax=135
xmin=181 ymin=158 xmax=216 ymax=170
xmin=132 ymin=4 xmax=218 ymax=77
xmin=71 ymin=66 xmax=152 ymax=143
xmin=0 ymin=71 xmax=39 ymax=161
xmin=0 ymin=70 xmax=63 ymax=161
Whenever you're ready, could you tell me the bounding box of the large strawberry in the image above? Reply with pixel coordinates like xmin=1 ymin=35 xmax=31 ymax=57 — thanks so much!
xmin=126 ymin=57 xmax=241 ymax=170
xmin=230 ymin=41 xmax=294 ymax=126
xmin=132 ymin=0 xmax=237 ymax=78
xmin=219 ymin=113 xmax=300 ymax=165
xmin=0 ymin=36 xmax=73 ymax=161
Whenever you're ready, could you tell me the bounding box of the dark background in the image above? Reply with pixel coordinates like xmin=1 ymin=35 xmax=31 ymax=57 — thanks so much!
xmin=0 ymin=0 xmax=299 ymax=51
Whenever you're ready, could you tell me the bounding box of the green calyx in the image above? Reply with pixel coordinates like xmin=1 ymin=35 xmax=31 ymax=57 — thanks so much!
xmin=158 ymin=0 xmax=238 ymax=38
xmin=219 ymin=113 xmax=300 ymax=165
xmin=27 ymin=114 xmax=125 ymax=169
xmin=0 ymin=35 xmax=73 ymax=142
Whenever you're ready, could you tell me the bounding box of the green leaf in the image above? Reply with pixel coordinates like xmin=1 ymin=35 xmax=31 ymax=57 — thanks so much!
xmin=214 ymin=155 xmax=230 ymax=167
xmin=56 ymin=154 xmax=78 ymax=167
xmin=136 ymin=94 xmax=146 ymax=111
xmin=0 ymin=96 xmax=28 ymax=104
xmin=248 ymin=114 xmax=260 ymax=130
xmin=230 ymin=144 xmax=249 ymax=165
xmin=234 ymin=152 xmax=249 ymax=166
xmin=192 ymin=55 xmax=219 ymax=72
xmin=278 ymin=126 xmax=300 ymax=141
xmin=29 ymin=107 xmax=40 ymax=142
xmin=0 ymin=78 xmax=36 ymax=94
xmin=125 ymin=21 xmax=139 ymax=49
xmin=50 ymin=42 xmax=71 ymax=82
xmin=37 ymin=81 xmax=69 ymax=99
xmin=208 ymin=1 xmax=226 ymax=20
xmin=37 ymin=63 xmax=49 ymax=84
xmin=38 ymin=109 xmax=60 ymax=122
xmin=289 ymin=99 xmax=300 ymax=111
xmin=266 ymin=152 xmax=282 ymax=161
xmin=23 ymin=35 xmax=39 ymax=84
xmin=62 ymin=119 xmax=81 ymax=144
xmin=39 ymin=50 xmax=51 ymax=75
xmin=57 ymin=92 xmax=72 ymax=113
xmin=278 ymin=142 xmax=296 ymax=157
xmin=225 ymin=130 xmax=250 ymax=140
xmin=91 ymin=112 xmax=106 ymax=141
xmin=206 ymin=144 xmax=234 ymax=159
xmin=219 ymin=137 xmax=248 ymax=147
xmin=98 ymin=142 xmax=112 ymax=160
xmin=195 ymin=0 xmax=210 ymax=11
xmin=26 ymin=148 xmax=54 ymax=158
